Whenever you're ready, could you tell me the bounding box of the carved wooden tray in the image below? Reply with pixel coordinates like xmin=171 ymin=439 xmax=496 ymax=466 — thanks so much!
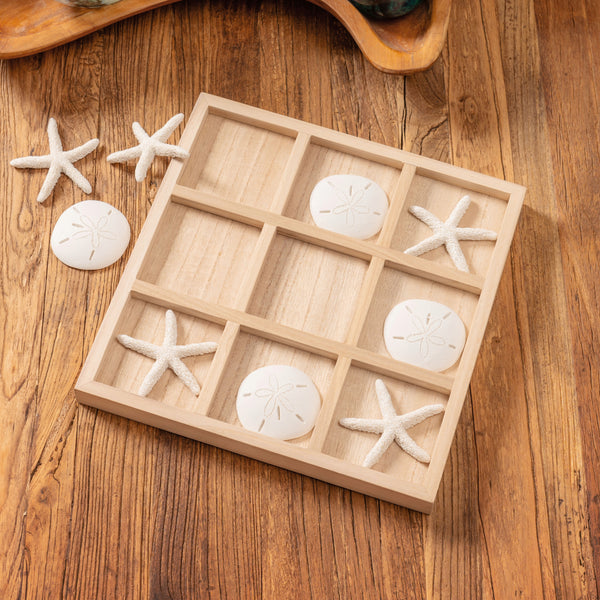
xmin=75 ymin=94 xmax=524 ymax=511
xmin=0 ymin=0 xmax=450 ymax=73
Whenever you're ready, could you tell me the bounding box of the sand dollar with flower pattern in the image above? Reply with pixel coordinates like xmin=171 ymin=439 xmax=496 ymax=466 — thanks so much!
xmin=51 ymin=200 xmax=131 ymax=270
xmin=309 ymin=174 xmax=388 ymax=240
xmin=383 ymin=299 xmax=466 ymax=372
xmin=236 ymin=365 xmax=321 ymax=440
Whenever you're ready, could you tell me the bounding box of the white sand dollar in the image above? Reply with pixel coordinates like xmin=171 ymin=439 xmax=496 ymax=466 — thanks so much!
xmin=51 ymin=200 xmax=131 ymax=270
xmin=383 ymin=299 xmax=466 ymax=372
xmin=236 ymin=365 xmax=321 ymax=440
xmin=309 ymin=174 xmax=388 ymax=239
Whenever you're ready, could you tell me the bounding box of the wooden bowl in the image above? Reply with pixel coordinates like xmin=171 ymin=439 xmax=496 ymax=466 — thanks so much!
xmin=307 ymin=0 xmax=451 ymax=73
xmin=0 ymin=0 xmax=450 ymax=73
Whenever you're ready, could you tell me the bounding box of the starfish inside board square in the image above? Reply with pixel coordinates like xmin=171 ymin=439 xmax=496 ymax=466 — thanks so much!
xmin=339 ymin=379 xmax=445 ymax=467
xmin=117 ymin=309 xmax=218 ymax=397
xmin=404 ymin=195 xmax=497 ymax=273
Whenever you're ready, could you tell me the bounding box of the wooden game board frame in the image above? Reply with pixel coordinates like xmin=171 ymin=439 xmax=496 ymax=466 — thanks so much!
xmin=75 ymin=93 xmax=524 ymax=512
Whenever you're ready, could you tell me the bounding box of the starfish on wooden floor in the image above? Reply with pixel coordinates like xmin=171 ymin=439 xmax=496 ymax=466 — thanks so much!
xmin=339 ymin=379 xmax=445 ymax=467
xmin=404 ymin=195 xmax=497 ymax=272
xmin=117 ymin=309 xmax=217 ymax=397
xmin=10 ymin=118 xmax=99 ymax=203
xmin=107 ymin=113 xmax=189 ymax=182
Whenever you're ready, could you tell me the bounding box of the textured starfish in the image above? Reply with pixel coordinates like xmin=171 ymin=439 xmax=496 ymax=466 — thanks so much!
xmin=107 ymin=113 xmax=189 ymax=182
xmin=10 ymin=118 xmax=99 ymax=203
xmin=117 ymin=309 xmax=217 ymax=396
xmin=339 ymin=379 xmax=444 ymax=467
xmin=404 ymin=195 xmax=497 ymax=272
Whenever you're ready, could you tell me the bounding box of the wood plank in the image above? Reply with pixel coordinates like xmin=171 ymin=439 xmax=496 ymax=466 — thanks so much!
xmin=427 ymin=0 xmax=554 ymax=598
xmin=0 ymin=54 xmax=59 ymax=599
xmin=534 ymin=0 xmax=600 ymax=591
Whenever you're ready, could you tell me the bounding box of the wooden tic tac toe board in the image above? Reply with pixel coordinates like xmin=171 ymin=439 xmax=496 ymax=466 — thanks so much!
xmin=75 ymin=93 xmax=525 ymax=512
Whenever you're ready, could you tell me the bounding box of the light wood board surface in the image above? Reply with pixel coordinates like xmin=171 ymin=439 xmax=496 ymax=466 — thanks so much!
xmin=0 ymin=0 xmax=598 ymax=597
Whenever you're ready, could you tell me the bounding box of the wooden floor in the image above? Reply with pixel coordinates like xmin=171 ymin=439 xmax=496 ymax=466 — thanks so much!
xmin=1 ymin=0 xmax=599 ymax=597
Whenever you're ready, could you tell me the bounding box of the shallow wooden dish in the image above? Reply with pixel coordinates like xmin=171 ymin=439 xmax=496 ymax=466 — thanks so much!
xmin=75 ymin=94 xmax=523 ymax=512
xmin=0 ymin=0 xmax=450 ymax=73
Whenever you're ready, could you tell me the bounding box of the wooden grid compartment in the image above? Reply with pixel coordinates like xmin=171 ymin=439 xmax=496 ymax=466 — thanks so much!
xmin=75 ymin=93 xmax=525 ymax=512
xmin=247 ymin=235 xmax=369 ymax=342
xmin=357 ymin=268 xmax=479 ymax=378
xmin=322 ymin=367 xmax=448 ymax=486
xmin=390 ymin=174 xmax=508 ymax=278
xmin=96 ymin=299 xmax=223 ymax=411
xmin=207 ymin=332 xmax=336 ymax=449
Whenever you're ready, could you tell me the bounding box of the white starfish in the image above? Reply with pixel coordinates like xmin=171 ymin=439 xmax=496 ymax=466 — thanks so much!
xmin=117 ymin=309 xmax=217 ymax=396
xmin=10 ymin=118 xmax=99 ymax=203
xmin=107 ymin=113 xmax=189 ymax=182
xmin=339 ymin=379 xmax=444 ymax=467
xmin=404 ymin=195 xmax=497 ymax=272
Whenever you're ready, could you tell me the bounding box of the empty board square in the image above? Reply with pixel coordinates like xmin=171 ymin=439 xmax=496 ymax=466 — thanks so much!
xmin=358 ymin=268 xmax=479 ymax=377
xmin=322 ymin=367 xmax=447 ymax=484
xmin=391 ymin=174 xmax=507 ymax=277
xmin=283 ymin=142 xmax=403 ymax=238
xmin=208 ymin=333 xmax=335 ymax=448
xmin=247 ymin=235 xmax=368 ymax=342
xmin=177 ymin=113 xmax=295 ymax=210
xmin=96 ymin=299 xmax=223 ymax=411
xmin=138 ymin=203 xmax=260 ymax=309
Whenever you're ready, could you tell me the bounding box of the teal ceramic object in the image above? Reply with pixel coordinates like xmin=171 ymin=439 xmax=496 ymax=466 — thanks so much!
xmin=349 ymin=0 xmax=423 ymax=18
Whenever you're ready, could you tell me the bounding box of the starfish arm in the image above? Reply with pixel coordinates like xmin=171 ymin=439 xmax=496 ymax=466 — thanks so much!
xmin=394 ymin=429 xmax=431 ymax=463
xmin=409 ymin=205 xmax=443 ymax=229
xmin=163 ymin=310 xmax=178 ymax=346
xmin=153 ymin=113 xmax=185 ymax=142
xmin=134 ymin=146 xmax=156 ymax=182
xmin=446 ymin=195 xmax=471 ymax=227
xmin=138 ymin=358 xmax=169 ymax=396
xmin=404 ymin=234 xmax=444 ymax=257
xmin=400 ymin=404 xmax=445 ymax=429
xmin=375 ymin=379 xmax=397 ymax=420
xmin=455 ymin=227 xmax=498 ymax=241
xmin=117 ymin=334 xmax=160 ymax=360
xmin=152 ymin=141 xmax=190 ymax=160
xmin=107 ymin=146 xmax=143 ymax=164
xmin=61 ymin=162 xmax=92 ymax=194
xmin=444 ymin=236 xmax=470 ymax=272
xmin=169 ymin=357 xmax=201 ymax=395
xmin=175 ymin=342 xmax=218 ymax=358
xmin=339 ymin=417 xmax=385 ymax=434
xmin=132 ymin=122 xmax=151 ymax=143
xmin=363 ymin=429 xmax=396 ymax=468
xmin=36 ymin=163 xmax=63 ymax=203
xmin=10 ymin=155 xmax=52 ymax=169
xmin=64 ymin=138 xmax=99 ymax=162
xmin=47 ymin=118 xmax=63 ymax=153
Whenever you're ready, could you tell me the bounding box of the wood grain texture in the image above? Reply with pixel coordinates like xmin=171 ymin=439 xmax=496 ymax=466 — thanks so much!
xmin=0 ymin=0 xmax=598 ymax=598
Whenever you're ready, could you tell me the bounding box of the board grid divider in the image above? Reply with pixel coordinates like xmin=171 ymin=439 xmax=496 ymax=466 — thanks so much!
xmin=76 ymin=93 xmax=525 ymax=512
xmin=170 ymin=185 xmax=485 ymax=294
xmin=129 ymin=280 xmax=455 ymax=394
xmin=309 ymin=163 xmax=419 ymax=451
